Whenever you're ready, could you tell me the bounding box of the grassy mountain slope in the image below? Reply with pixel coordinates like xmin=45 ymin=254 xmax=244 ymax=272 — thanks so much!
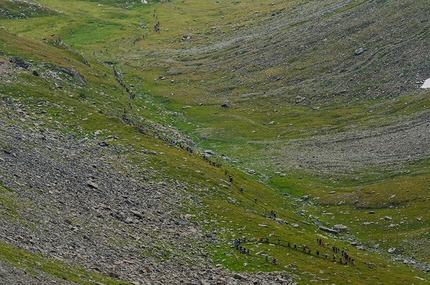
xmin=0 ymin=0 xmax=429 ymax=284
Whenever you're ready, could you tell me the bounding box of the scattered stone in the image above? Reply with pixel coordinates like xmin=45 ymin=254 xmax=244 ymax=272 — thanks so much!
xmin=295 ymin=96 xmax=306 ymax=103
xmin=10 ymin=57 xmax=29 ymax=69
xmin=87 ymin=181 xmax=99 ymax=189
xmin=204 ymin=150 xmax=215 ymax=155
xmin=233 ymin=273 xmax=245 ymax=280
xmin=354 ymin=47 xmax=364 ymax=55
xmin=332 ymin=224 xmax=348 ymax=232
xmin=131 ymin=210 xmax=143 ymax=219
xmin=319 ymin=227 xmax=338 ymax=234
xmin=221 ymin=100 xmax=232 ymax=108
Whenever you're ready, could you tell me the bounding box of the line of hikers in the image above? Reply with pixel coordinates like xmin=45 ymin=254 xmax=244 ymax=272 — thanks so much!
xmin=233 ymin=236 xmax=355 ymax=266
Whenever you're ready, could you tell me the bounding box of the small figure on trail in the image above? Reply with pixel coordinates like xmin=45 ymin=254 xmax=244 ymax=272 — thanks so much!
xmin=254 ymin=198 xmax=257 ymax=203
xmin=324 ymin=253 xmax=328 ymax=260
xmin=270 ymin=210 xmax=276 ymax=218
xmin=234 ymin=239 xmax=239 ymax=250
xmin=229 ymin=175 xmax=233 ymax=183
xmin=240 ymin=187 xmax=243 ymax=193
xmin=272 ymin=258 xmax=277 ymax=265
xmin=265 ymin=255 xmax=269 ymax=262
xmin=154 ymin=21 xmax=160 ymax=33
xmin=277 ymin=239 xmax=281 ymax=245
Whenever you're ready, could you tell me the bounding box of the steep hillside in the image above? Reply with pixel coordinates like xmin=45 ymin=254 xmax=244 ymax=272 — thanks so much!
xmin=0 ymin=0 xmax=430 ymax=284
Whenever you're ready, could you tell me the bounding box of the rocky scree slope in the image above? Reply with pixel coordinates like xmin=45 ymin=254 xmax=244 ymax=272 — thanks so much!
xmin=182 ymin=0 xmax=430 ymax=103
xmin=0 ymin=98 xmax=293 ymax=285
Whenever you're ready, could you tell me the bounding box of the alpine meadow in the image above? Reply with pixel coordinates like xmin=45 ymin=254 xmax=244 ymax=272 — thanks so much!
xmin=0 ymin=0 xmax=430 ymax=284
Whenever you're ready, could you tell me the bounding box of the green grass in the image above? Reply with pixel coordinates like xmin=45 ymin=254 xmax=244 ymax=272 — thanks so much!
xmin=0 ymin=242 xmax=131 ymax=284
xmin=1 ymin=0 xmax=430 ymax=283
xmin=0 ymin=183 xmax=20 ymax=221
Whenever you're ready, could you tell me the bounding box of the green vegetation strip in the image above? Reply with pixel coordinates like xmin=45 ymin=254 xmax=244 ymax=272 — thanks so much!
xmin=0 ymin=242 xmax=131 ymax=285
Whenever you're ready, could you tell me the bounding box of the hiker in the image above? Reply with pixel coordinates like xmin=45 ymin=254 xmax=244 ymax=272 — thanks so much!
xmin=234 ymin=239 xmax=239 ymax=250
xmin=324 ymin=253 xmax=328 ymax=260
xmin=254 ymin=198 xmax=257 ymax=203
xmin=240 ymin=187 xmax=243 ymax=193
xmin=272 ymin=258 xmax=277 ymax=265
xmin=265 ymin=255 xmax=269 ymax=262
xmin=277 ymin=239 xmax=281 ymax=245
xmin=229 ymin=175 xmax=233 ymax=182
xmin=154 ymin=22 xmax=160 ymax=32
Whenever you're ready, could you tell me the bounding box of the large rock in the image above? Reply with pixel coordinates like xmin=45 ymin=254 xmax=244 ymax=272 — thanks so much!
xmin=10 ymin=57 xmax=29 ymax=69
xmin=319 ymin=226 xmax=339 ymax=235
xmin=333 ymin=224 xmax=348 ymax=232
